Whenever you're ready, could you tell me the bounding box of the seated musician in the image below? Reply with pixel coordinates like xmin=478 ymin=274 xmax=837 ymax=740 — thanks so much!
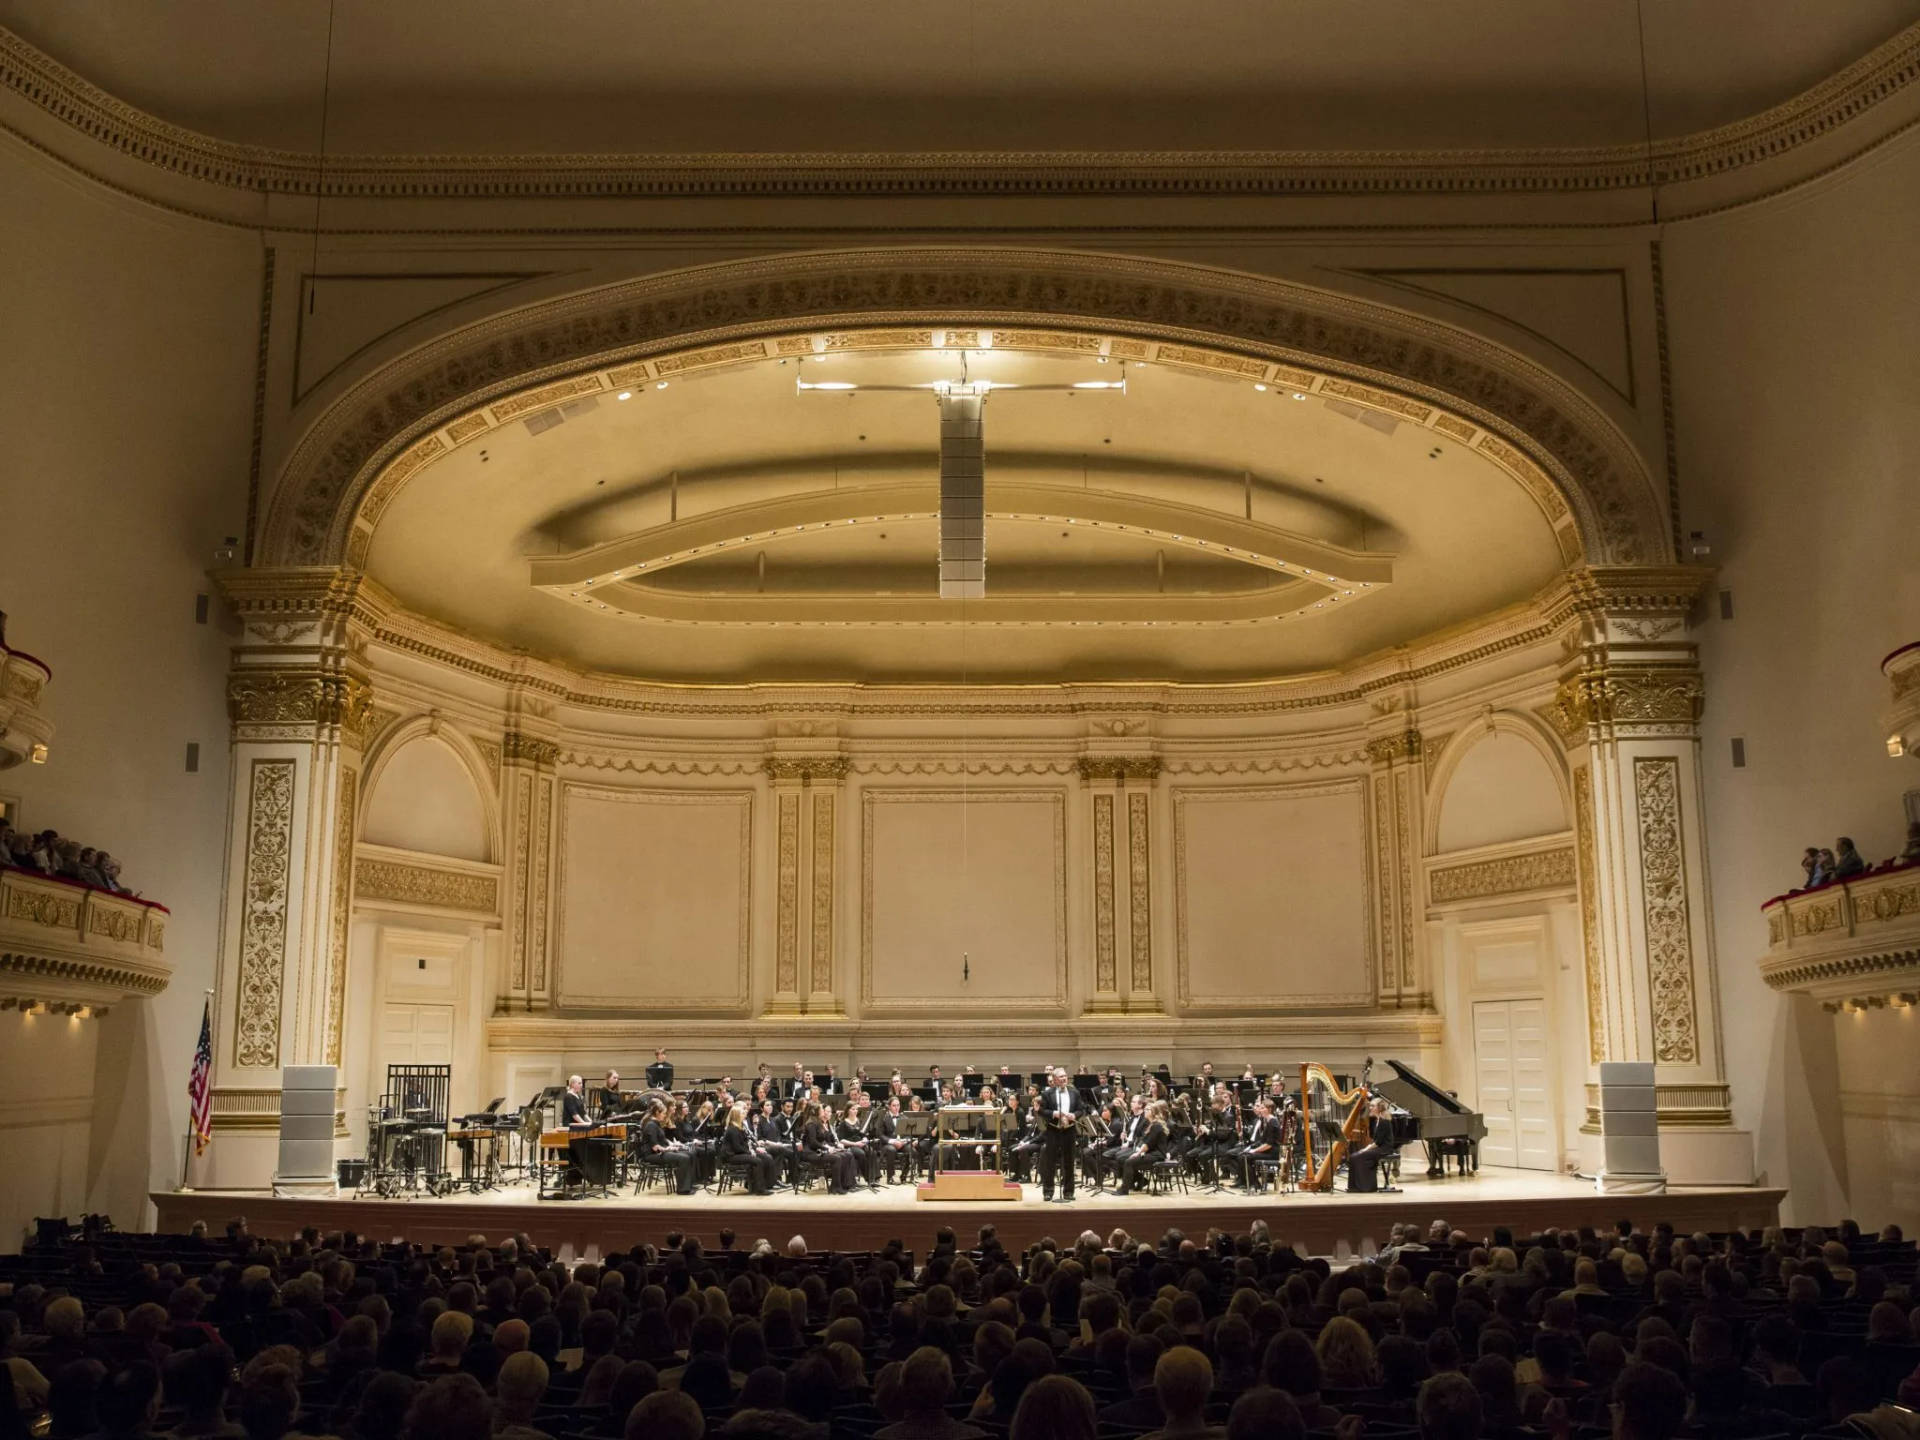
xmin=1078 ymin=1097 xmax=1123 ymax=1186
xmin=719 ymin=1103 xmax=779 ymax=1194
xmin=785 ymin=1062 xmax=809 ymax=1101
xmin=1112 ymin=1099 xmax=1171 ymax=1196
xmin=874 ymin=1095 xmax=911 ymax=1181
xmin=637 ymin=1098 xmax=697 ymax=1195
xmin=1235 ymin=1099 xmax=1282 ymax=1187
xmin=836 ymin=1092 xmax=878 ymax=1186
xmin=752 ymin=1098 xmax=798 ymax=1187
xmin=798 ymin=1103 xmax=860 ymax=1194
xmin=1193 ymin=1060 xmax=1217 ymax=1093
xmin=1184 ymin=1088 xmax=1231 ymax=1181
xmin=1091 ymin=1095 xmax=1145 ymax=1190
xmin=823 ymin=1064 xmax=843 ymax=1095
xmin=1001 ymin=1091 xmax=1038 ymax=1181
xmin=1343 ymin=1096 xmax=1400 ymax=1194
xmin=684 ymin=1098 xmax=720 ymax=1184
xmin=645 ymin=1049 xmax=674 ymax=1091
xmin=904 ymin=1095 xmax=936 ymax=1172
xmin=561 ymin=1075 xmax=590 ymax=1126
xmin=596 ymin=1069 xmax=624 ymax=1118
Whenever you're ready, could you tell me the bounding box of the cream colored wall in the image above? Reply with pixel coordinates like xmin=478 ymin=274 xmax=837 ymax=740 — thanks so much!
xmin=0 ymin=136 xmax=258 ymax=1240
xmin=0 ymin=1011 xmax=98 ymax=1247
xmin=1670 ymin=129 xmax=1920 ymax=1228
xmin=362 ymin=736 xmax=492 ymax=861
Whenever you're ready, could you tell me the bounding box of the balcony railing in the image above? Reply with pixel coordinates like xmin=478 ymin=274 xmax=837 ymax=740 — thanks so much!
xmin=0 ymin=865 xmax=170 ymax=1013
xmin=1759 ymin=860 xmax=1920 ymax=1007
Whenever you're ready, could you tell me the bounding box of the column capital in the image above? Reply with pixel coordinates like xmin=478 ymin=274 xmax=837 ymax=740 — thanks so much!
xmin=1364 ymin=729 xmax=1423 ymax=766
xmin=1550 ymin=662 xmax=1704 ymax=745
xmin=1548 ymin=564 xmax=1714 ymax=629
xmin=1076 ymin=755 xmax=1162 ymax=783
xmin=764 ymin=754 xmax=850 ymax=784
xmin=226 ymin=669 xmax=374 ymax=746
xmin=502 ymin=730 xmax=561 ymax=769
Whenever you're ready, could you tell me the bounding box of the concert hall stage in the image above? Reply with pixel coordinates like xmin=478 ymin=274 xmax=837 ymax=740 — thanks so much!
xmin=153 ymin=1172 xmax=1783 ymax=1259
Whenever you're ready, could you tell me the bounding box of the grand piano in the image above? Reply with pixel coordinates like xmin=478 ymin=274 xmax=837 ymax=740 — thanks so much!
xmin=1375 ymin=1058 xmax=1488 ymax=1177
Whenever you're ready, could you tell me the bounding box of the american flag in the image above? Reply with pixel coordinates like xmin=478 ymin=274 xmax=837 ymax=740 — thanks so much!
xmin=188 ymin=996 xmax=213 ymax=1154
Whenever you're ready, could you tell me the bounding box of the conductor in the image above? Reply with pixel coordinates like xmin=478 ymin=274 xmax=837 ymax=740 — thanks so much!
xmin=1036 ymin=1066 xmax=1080 ymax=1203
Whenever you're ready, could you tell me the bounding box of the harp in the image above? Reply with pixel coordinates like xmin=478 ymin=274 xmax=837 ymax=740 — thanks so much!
xmin=1298 ymin=1063 xmax=1370 ymax=1193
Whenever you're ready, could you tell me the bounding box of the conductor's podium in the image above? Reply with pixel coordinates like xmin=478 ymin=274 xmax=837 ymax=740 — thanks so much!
xmin=915 ymin=1104 xmax=1022 ymax=1201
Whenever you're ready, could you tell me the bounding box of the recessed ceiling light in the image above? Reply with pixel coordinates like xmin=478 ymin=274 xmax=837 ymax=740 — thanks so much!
xmin=656 ymin=381 xmax=669 ymax=390
xmin=1254 ymin=383 xmax=1267 ymax=392
xmin=617 ymin=390 xmax=632 ymax=400
xmin=1291 ymin=393 xmax=1306 ymax=401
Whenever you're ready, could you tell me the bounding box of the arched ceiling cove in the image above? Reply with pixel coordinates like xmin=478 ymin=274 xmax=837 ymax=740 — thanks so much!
xmin=366 ymin=342 xmax=1564 ymax=683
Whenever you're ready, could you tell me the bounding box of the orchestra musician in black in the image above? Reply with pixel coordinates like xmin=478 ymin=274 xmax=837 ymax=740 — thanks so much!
xmin=836 ymin=1094 xmax=879 ymax=1186
xmin=1236 ymin=1098 xmax=1283 ymax=1188
xmin=873 ymin=1096 xmax=912 ymax=1182
xmin=645 ymin=1049 xmax=674 ymax=1091
xmin=1091 ymin=1095 xmax=1144 ymax=1189
xmin=561 ymin=1074 xmax=590 ymax=1126
xmin=752 ymin=1099 xmax=798 ymax=1187
xmin=719 ymin=1103 xmax=779 ymax=1195
xmin=1036 ymin=1066 xmax=1081 ymax=1203
xmin=798 ymin=1102 xmax=861 ymax=1194
xmin=1113 ymin=1099 xmax=1171 ymax=1196
xmin=595 ymin=1069 xmax=624 ymax=1118
xmin=637 ymin=1098 xmax=697 ymax=1195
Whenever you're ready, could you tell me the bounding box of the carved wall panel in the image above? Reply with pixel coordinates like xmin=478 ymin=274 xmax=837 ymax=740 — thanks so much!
xmin=1633 ymin=756 xmax=1701 ymax=1064
xmin=325 ymin=769 xmax=356 ymax=1067
xmin=1092 ymin=792 xmax=1117 ymax=994
xmin=234 ymin=759 xmax=295 ymax=1069
xmin=1126 ymin=791 xmax=1153 ymax=994
xmin=1429 ymin=845 xmax=1577 ymax=904
xmin=1574 ymin=766 xmax=1606 ymax=1065
xmin=809 ymin=791 xmax=836 ymax=997
xmin=775 ymin=791 xmax=800 ymax=996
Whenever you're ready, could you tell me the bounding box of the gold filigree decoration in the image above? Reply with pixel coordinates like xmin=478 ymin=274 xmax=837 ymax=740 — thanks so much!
xmin=1554 ymin=667 xmax=1704 ymax=739
xmin=507 ymin=771 xmax=532 ymax=992
xmin=1574 ymin=767 xmax=1605 ymax=1064
xmin=810 ymin=791 xmax=835 ymax=996
xmin=325 ymin=769 xmax=356 ymax=1066
xmin=1366 ymin=730 xmax=1423 ymax=765
xmin=1430 ymin=846 xmax=1577 ymax=904
xmin=1093 ymin=793 xmax=1117 ymax=994
xmin=530 ymin=776 xmax=553 ymax=992
xmin=503 ymin=731 xmax=561 ymax=768
xmin=234 ymin=758 xmax=294 ymax=1070
xmin=87 ymin=905 xmax=143 ymax=943
xmin=1078 ymin=756 xmax=1163 ymax=782
xmin=1127 ymin=791 xmax=1152 ymax=995
xmin=1374 ymin=774 xmax=1396 ymax=992
xmin=1395 ymin=770 xmax=1415 ymax=991
xmin=765 ymin=755 xmax=852 ymax=783
xmin=1633 ymin=756 xmax=1700 ymax=1065
xmin=352 ymin=858 xmax=497 ymax=913
xmin=775 ymin=791 xmax=799 ymax=996
xmin=7 ymin=888 xmax=80 ymax=929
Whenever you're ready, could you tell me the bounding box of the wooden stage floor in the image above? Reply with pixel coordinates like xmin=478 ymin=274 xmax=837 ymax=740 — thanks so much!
xmin=153 ymin=1171 xmax=1783 ymax=1259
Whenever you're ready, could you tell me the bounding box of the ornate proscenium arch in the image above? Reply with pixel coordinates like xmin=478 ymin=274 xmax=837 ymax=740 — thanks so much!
xmin=260 ymin=249 xmax=1673 ymax=571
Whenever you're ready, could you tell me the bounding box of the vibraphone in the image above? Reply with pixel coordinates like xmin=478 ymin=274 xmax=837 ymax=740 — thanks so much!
xmin=538 ymin=1123 xmax=627 ymax=1199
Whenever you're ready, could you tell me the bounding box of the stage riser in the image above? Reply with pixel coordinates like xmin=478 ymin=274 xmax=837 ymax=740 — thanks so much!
xmin=152 ymin=1186 xmax=1783 ymax=1260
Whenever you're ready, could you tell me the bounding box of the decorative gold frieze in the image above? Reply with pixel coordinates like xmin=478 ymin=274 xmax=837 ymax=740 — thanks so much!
xmin=234 ymin=758 xmax=295 ymax=1070
xmin=1077 ymin=756 xmax=1163 ymax=782
xmin=1365 ymin=730 xmax=1423 ymax=765
xmin=1394 ymin=771 xmax=1415 ymax=991
xmin=1374 ymin=773 xmax=1396 ymax=992
xmin=1574 ymin=767 xmax=1606 ymax=1065
xmin=1429 ymin=845 xmax=1576 ymax=905
xmin=503 ymin=731 xmax=561 ymax=768
xmin=227 ymin=671 xmax=371 ymax=738
xmin=530 ymin=776 xmax=553 ymax=993
xmin=1633 ymin=757 xmax=1700 ymax=1065
xmin=1553 ymin=666 xmax=1704 ymax=740
xmin=7 ymin=886 xmax=81 ymax=930
xmin=765 ymin=755 xmax=852 ymax=783
xmin=353 ymin=857 xmax=498 ymax=913
xmin=507 ymin=771 xmax=532 ymax=992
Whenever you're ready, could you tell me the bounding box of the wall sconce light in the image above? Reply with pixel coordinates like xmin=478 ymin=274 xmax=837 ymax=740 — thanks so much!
xmin=29 ymin=743 xmax=48 ymax=764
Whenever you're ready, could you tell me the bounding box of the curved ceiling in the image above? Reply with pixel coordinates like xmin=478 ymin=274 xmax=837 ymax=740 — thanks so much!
xmin=366 ymin=344 xmax=1563 ymax=683
xmin=5 ymin=2 xmax=1915 ymax=153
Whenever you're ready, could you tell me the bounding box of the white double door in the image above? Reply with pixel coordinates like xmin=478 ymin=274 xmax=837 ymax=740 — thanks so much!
xmin=379 ymin=1002 xmax=454 ymax=1067
xmin=1472 ymin=998 xmax=1554 ymax=1170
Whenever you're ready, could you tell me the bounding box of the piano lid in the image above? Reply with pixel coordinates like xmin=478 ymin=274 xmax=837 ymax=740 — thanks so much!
xmin=1375 ymin=1058 xmax=1472 ymax=1118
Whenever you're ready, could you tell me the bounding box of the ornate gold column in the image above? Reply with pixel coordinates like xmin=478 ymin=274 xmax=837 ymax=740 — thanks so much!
xmin=500 ymin=720 xmax=560 ymax=1013
xmin=765 ymin=755 xmax=848 ymax=1016
xmin=1549 ymin=566 xmax=1752 ymax=1183
xmin=210 ymin=569 xmax=376 ymax=1174
xmin=1365 ymin=721 xmax=1426 ymax=1009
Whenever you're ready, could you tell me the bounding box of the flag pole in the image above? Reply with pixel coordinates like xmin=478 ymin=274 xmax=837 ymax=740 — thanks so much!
xmin=179 ymin=988 xmax=214 ymax=1193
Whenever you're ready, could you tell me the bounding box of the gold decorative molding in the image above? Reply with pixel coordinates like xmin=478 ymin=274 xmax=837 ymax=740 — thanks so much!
xmin=1553 ymin=665 xmax=1704 ymax=740
xmin=503 ymin=730 xmax=561 ymax=768
xmin=1428 ymin=844 xmax=1576 ymax=906
xmin=765 ymin=755 xmax=852 ymax=783
xmin=1573 ymin=767 xmax=1606 ymax=1066
xmin=775 ymin=790 xmax=800 ymax=997
xmin=530 ymin=775 xmax=553 ymax=994
xmin=808 ymin=790 xmax=836 ymax=998
xmin=1092 ymin=792 xmax=1117 ymax=996
xmin=506 ymin=771 xmax=532 ymax=993
xmin=1126 ymin=790 xmax=1154 ymax=996
xmin=1078 ymin=756 xmax=1164 ymax=782
xmin=1394 ymin=771 xmax=1415 ymax=992
xmin=1633 ymin=756 xmax=1700 ymax=1065
xmin=8 ymin=17 xmax=1920 ymax=210
xmin=352 ymin=856 xmax=499 ymax=915
xmin=1366 ymin=729 xmax=1423 ymax=765
xmin=324 ymin=768 xmax=356 ymax=1067
xmin=0 ymin=871 xmax=170 ymax=1006
xmin=233 ymin=758 xmax=295 ymax=1070
xmin=1759 ymin=863 xmax=1920 ymax=1001
xmin=259 ymin=252 xmax=1668 ymax=570
xmin=227 ymin=670 xmax=372 ymax=740
xmin=1373 ymin=773 xmax=1397 ymax=995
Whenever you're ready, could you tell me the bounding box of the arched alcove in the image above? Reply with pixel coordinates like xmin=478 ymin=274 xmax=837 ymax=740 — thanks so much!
xmin=360 ymin=733 xmax=493 ymax=862
xmin=1434 ymin=728 xmax=1570 ymax=854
